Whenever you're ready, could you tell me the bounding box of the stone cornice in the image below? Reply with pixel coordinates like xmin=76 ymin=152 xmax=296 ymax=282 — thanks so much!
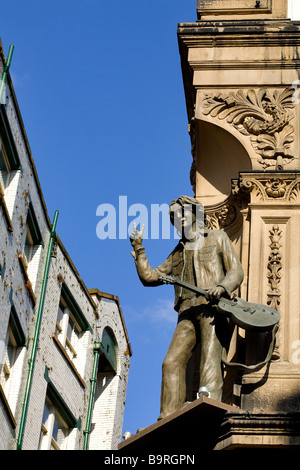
xmin=177 ymin=20 xmax=300 ymax=121
xmin=189 ymin=60 xmax=300 ymax=70
xmin=178 ymin=20 xmax=300 ymax=40
xmin=217 ymin=411 xmax=300 ymax=449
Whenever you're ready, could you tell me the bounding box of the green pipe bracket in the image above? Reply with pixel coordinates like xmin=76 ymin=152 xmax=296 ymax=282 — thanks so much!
xmin=0 ymin=45 xmax=14 ymax=104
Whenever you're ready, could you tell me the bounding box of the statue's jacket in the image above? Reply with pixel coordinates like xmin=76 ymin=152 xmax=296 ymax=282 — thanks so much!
xmin=134 ymin=229 xmax=244 ymax=312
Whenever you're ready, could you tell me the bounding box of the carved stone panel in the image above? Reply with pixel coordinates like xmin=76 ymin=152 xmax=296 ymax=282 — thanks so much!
xmin=239 ymin=173 xmax=300 ymax=203
xmin=197 ymin=0 xmax=287 ymax=19
xmin=201 ymin=88 xmax=295 ymax=170
xmin=197 ymin=0 xmax=271 ymax=14
xmin=267 ymin=225 xmax=282 ymax=312
xmin=204 ymin=179 xmax=250 ymax=237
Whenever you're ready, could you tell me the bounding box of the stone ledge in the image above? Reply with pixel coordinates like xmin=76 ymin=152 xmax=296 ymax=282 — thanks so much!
xmin=118 ymin=397 xmax=240 ymax=453
xmin=216 ymin=411 xmax=300 ymax=449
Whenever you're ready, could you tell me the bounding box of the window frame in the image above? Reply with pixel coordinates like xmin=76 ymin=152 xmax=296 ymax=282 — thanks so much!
xmin=55 ymin=298 xmax=81 ymax=359
xmin=39 ymin=397 xmax=70 ymax=450
xmin=55 ymin=283 xmax=92 ymax=352
xmin=25 ymin=201 xmax=43 ymax=253
xmin=0 ymin=104 xmax=20 ymax=177
xmin=53 ymin=283 xmax=92 ymax=386
xmin=0 ymin=105 xmax=21 ymax=232
xmin=99 ymin=327 xmax=118 ymax=374
xmin=18 ymin=200 xmax=43 ymax=305
xmin=0 ymin=142 xmax=11 ymax=190
xmin=0 ymin=304 xmax=26 ymax=426
xmin=40 ymin=369 xmax=81 ymax=450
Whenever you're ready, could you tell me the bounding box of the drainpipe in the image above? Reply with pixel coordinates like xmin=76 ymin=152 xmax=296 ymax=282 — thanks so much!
xmin=0 ymin=45 xmax=14 ymax=104
xmin=17 ymin=211 xmax=59 ymax=450
xmin=83 ymin=342 xmax=101 ymax=450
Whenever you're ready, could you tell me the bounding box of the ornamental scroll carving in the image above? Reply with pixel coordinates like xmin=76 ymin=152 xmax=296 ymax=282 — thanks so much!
xmin=202 ymin=88 xmax=295 ymax=170
xmin=204 ymin=180 xmax=249 ymax=236
xmin=240 ymin=175 xmax=300 ymax=202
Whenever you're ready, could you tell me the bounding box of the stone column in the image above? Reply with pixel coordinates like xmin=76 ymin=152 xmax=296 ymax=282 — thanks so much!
xmin=178 ymin=0 xmax=300 ymax=414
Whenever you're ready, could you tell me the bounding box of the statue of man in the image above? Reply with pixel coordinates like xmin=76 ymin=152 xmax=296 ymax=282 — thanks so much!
xmin=130 ymin=195 xmax=244 ymax=420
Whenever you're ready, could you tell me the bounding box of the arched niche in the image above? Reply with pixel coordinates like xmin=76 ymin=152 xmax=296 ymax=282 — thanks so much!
xmin=99 ymin=327 xmax=118 ymax=374
xmin=194 ymin=120 xmax=252 ymax=206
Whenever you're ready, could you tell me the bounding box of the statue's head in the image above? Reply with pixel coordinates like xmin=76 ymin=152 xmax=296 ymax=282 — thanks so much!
xmin=169 ymin=195 xmax=204 ymax=240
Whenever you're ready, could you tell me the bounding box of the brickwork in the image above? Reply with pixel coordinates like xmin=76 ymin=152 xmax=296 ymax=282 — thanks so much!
xmin=89 ymin=295 xmax=131 ymax=450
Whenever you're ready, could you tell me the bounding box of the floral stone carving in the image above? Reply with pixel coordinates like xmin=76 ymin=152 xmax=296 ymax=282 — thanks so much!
xmin=240 ymin=175 xmax=300 ymax=202
xmin=202 ymin=88 xmax=295 ymax=170
xmin=267 ymin=225 xmax=282 ymax=311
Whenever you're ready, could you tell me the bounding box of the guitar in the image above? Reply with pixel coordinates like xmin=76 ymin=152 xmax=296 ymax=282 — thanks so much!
xmin=159 ymin=274 xmax=280 ymax=332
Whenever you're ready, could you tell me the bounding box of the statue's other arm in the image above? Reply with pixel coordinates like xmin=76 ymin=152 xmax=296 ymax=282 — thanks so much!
xmin=130 ymin=223 xmax=172 ymax=286
xmin=133 ymin=247 xmax=172 ymax=286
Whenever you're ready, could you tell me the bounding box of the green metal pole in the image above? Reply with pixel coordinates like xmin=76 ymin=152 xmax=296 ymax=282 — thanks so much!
xmin=0 ymin=45 xmax=14 ymax=104
xmin=83 ymin=342 xmax=101 ymax=450
xmin=17 ymin=211 xmax=59 ymax=450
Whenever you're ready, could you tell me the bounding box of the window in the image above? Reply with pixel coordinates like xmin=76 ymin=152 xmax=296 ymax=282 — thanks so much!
xmin=24 ymin=225 xmax=34 ymax=267
xmin=54 ymin=283 xmax=92 ymax=378
xmin=0 ymin=105 xmax=21 ymax=231
xmin=0 ymin=262 xmax=5 ymax=279
xmin=0 ymin=306 xmax=26 ymax=415
xmin=40 ymin=370 xmax=81 ymax=450
xmin=18 ymin=201 xmax=43 ymax=303
xmin=55 ymin=298 xmax=81 ymax=360
xmin=23 ymin=201 xmax=43 ymax=270
xmin=99 ymin=328 xmax=118 ymax=374
xmin=1 ymin=325 xmax=17 ymax=395
xmin=39 ymin=398 xmax=70 ymax=450
xmin=0 ymin=143 xmax=11 ymax=190
xmin=0 ymin=105 xmax=20 ymax=192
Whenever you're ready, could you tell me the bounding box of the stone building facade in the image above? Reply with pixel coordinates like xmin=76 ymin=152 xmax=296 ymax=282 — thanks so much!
xmin=178 ymin=0 xmax=300 ymax=448
xmin=0 ymin=38 xmax=131 ymax=451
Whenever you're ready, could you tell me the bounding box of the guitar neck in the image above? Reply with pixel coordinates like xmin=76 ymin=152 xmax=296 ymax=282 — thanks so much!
xmin=171 ymin=278 xmax=207 ymax=297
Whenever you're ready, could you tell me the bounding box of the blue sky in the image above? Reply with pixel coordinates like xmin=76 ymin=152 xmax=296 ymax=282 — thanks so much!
xmin=1 ymin=0 xmax=197 ymax=436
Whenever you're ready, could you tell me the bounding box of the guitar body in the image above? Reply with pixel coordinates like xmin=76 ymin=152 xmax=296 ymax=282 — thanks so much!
xmin=216 ymin=296 xmax=280 ymax=331
xmin=159 ymin=274 xmax=280 ymax=331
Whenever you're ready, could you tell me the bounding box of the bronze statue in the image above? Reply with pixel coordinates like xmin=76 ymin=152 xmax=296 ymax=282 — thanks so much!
xmin=130 ymin=195 xmax=244 ymax=420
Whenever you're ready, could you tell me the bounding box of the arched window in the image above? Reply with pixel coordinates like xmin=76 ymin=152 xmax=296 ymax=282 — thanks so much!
xmin=99 ymin=328 xmax=118 ymax=374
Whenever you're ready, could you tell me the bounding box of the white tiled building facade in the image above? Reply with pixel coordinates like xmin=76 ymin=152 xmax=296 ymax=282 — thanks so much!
xmin=0 ymin=39 xmax=132 ymax=451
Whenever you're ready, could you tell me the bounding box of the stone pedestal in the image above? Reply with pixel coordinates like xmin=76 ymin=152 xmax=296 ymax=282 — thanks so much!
xmin=118 ymin=397 xmax=239 ymax=453
xmin=119 ymin=398 xmax=300 ymax=451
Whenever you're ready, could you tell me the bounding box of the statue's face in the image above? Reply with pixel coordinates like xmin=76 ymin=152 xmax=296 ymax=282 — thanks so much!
xmin=170 ymin=203 xmax=194 ymax=236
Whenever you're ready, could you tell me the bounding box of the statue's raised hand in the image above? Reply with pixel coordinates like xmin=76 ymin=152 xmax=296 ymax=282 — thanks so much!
xmin=130 ymin=222 xmax=145 ymax=249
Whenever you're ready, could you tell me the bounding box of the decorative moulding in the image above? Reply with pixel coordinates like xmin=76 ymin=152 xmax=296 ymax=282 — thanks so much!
xmin=201 ymin=88 xmax=295 ymax=170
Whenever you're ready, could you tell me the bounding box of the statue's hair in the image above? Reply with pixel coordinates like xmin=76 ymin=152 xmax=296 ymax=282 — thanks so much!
xmin=169 ymin=195 xmax=202 ymax=209
xmin=169 ymin=195 xmax=204 ymax=228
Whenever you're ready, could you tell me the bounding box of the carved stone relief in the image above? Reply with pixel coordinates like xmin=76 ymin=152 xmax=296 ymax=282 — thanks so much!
xmin=201 ymin=88 xmax=295 ymax=170
xmin=204 ymin=179 xmax=249 ymax=236
xmin=203 ymin=174 xmax=300 ymax=236
xmin=267 ymin=225 xmax=282 ymax=312
xmin=239 ymin=175 xmax=300 ymax=203
xmin=267 ymin=225 xmax=283 ymax=361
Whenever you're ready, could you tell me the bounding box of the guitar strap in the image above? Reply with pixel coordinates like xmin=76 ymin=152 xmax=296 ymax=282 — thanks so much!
xmin=221 ymin=323 xmax=279 ymax=373
xmin=158 ymin=275 xmax=280 ymax=373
